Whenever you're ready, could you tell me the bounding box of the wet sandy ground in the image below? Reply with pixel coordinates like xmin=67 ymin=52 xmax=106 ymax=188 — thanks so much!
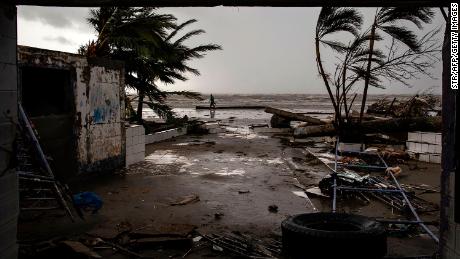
xmin=18 ymin=119 xmax=441 ymax=258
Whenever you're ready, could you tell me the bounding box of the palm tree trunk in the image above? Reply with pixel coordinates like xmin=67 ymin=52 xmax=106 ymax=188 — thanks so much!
xmin=342 ymin=65 xmax=349 ymax=122
xmin=359 ymin=20 xmax=377 ymax=124
xmin=316 ymin=38 xmax=340 ymax=126
xmin=137 ymin=89 xmax=145 ymax=122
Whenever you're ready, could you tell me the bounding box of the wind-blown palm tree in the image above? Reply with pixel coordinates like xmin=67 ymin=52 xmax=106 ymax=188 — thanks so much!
xmin=359 ymin=7 xmax=434 ymax=124
xmin=315 ymin=7 xmax=363 ymax=126
xmin=79 ymin=7 xmax=221 ymax=122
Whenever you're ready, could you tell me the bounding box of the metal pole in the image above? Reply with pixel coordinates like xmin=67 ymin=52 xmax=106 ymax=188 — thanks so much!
xmin=377 ymin=153 xmax=439 ymax=243
xmin=332 ymin=137 xmax=339 ymax=213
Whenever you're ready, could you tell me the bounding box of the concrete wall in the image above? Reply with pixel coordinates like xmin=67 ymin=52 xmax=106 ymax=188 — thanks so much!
xmin=0 ymin=4 xmax=18 ymax=259
xmin=126 ymin=124 xmax=145 ymax=166
xmin=406 ymin=131 xmax=442 ymax=164
xmin=18 ymin=46 xmax=126 ymax=175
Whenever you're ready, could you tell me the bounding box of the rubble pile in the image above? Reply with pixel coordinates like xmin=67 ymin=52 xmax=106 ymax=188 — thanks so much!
xmin=367 ymin=94 xmax=440 ymax=118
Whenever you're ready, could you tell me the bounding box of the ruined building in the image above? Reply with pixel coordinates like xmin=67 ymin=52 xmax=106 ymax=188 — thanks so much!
xmin=17 ymin=46 xmax=126 ymax=179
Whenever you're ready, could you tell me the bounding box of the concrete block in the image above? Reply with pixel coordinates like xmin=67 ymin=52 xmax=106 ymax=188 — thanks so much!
xmin=434 ymin=144 xmax=442 ymax=154
xmin=435 ymin=134 xmax=442 ymax=145
xmin=427 ymin=144 xmax=436 ymax=154
xmin=421 ymin=132 xmax=437 ymax=144
xmin=410 ymin=143 xmax=415 ymax=152
xmin=407 ymin=132 xmax=421 ymax=142
xmin=429 ymin=154 xmax=441 ymax=164
xmin=419 ymin=154 xmax=429 ymax=162
xmin=416 ymin=143 xmax=423 ymax=152
xmin=421 ymin=143 xmax=428 ymax=153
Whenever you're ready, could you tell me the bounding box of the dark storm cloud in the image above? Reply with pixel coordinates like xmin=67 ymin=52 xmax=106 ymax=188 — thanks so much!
xmin=17 ymin=6 xmax=445 ymax=94
xmin=18 ymin=6 xmax=91 ymax=31
xmin=43 ymin=36 xmax=75 ymax=45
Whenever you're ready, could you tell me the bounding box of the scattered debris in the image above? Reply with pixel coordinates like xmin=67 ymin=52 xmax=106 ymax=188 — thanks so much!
xmin=60 ymin=240 xmax=102 ymax=258
xmin=214 ymin=212 xmax=224 ymax=219
xmin=203 ymin=231 xmax=281 ymax=258
xmin=367 ymin=94 xmax=440 ymax=118
xmin=268 ymin=204 xmax=278 ymax=213
xmin=171 ymin=194 xmax=200 ymax=206
xmin=305 ymin=187 xmax=330 ymax=198
xmin=73 ymin=192 xmax=103 ymax=214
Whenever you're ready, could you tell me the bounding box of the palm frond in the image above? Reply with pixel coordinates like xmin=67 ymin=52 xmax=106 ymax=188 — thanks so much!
xmin=380 ymin=25 xmax=420 ymax=51
xmin=317 ymin=7 xmax=363 ymax=39
xmin=320 ymin=40 xmax=348 ymax=53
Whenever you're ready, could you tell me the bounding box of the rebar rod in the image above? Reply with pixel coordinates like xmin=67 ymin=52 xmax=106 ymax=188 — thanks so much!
xmin=377 ymin=153 xmax=439 ymax=243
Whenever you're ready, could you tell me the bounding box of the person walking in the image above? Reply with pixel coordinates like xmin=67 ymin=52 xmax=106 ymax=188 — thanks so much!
xmin=210 ymin=94 xmax=216 ymax=109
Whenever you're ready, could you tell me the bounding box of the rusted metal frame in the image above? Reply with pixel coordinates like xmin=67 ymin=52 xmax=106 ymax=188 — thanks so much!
xmin=18 ymin=103 xmax=75 ymax=221
xmin=342 ymin=164 xmax=388 ymax=171
xmin=336 ymin=186 xmax=404 ymax=193
xmin=377 ymin=153 xmax=439 ymax=243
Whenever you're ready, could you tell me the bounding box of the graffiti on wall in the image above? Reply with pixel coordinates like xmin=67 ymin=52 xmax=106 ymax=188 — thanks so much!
xmin=89 ymin=67 xmax=120 ymax=124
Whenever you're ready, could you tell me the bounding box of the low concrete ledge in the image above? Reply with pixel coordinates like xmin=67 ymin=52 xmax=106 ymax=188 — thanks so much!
xmin=145 ymin=127 xmax=187 ymax=144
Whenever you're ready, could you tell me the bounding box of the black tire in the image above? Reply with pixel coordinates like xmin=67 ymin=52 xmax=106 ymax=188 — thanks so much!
xmin=281 ymin=213 xmax=387 ymax=259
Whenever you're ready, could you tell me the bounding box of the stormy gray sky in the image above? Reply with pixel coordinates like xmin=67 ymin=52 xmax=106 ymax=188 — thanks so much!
xmin=17 ymin=6 xmax=445 ymax=95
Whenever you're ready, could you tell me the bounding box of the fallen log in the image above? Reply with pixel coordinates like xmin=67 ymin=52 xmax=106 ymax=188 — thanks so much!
xmin=196 ymin=105 xmax=265 ymax=109
xmin=265 ymin=107 xmax=325 ymax=125
xmin=294 ymin=116 xmax=441 ymax=137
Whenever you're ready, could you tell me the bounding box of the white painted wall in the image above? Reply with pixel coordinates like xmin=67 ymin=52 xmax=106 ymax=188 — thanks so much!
xmin=125 ymin=124 xmax=145 ymax=167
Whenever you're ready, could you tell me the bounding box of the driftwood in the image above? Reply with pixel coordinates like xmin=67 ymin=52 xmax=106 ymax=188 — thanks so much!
xmin=294 ymin=116 xmax=441 ymax=137
xmin=265 ymin=107 xmax=325 ymax=125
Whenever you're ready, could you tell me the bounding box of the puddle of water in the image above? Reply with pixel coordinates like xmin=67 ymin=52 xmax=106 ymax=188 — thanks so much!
xmin=219 ymin=126 xmax=269 ymax=140
xmin=267 ymin=157 xmax=284 ymax=164
xmin=215 ymin=168 xmax=246 ymax=176
xmin=145 ymin=150 xmax=195 ymax=174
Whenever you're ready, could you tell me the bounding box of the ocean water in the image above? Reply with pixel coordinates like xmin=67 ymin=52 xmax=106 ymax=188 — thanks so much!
xmin=140 ymin=94 xmax=433 ymax=122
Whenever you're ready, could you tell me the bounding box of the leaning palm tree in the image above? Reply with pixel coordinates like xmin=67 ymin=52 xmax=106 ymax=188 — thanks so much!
xmin=315 ymin=7 xmax=363 ymax=126
xmin=79 ymin=7 xmax=221 ymax=122
xmin=359 ymin=7 xmax=434 ymax=124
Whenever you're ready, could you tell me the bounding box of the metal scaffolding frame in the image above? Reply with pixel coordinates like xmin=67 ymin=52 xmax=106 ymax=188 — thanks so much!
xmin=327 ymin=137 xmax=439 ymax=243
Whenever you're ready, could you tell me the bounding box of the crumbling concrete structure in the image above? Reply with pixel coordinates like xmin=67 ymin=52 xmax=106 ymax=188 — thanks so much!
xmin=0 ymin=4 xmax=18 ymax=259
xmin=17 ymin=46 xmax=126 ymax=178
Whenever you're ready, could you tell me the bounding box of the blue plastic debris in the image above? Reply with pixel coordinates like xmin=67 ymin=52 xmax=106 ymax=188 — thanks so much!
xmin=72 ymin=192 xmax=103 ymax=214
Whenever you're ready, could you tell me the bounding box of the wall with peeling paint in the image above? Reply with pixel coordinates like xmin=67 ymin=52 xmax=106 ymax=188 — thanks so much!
xmin=17 ymin=46 xmax=125 ymax=176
